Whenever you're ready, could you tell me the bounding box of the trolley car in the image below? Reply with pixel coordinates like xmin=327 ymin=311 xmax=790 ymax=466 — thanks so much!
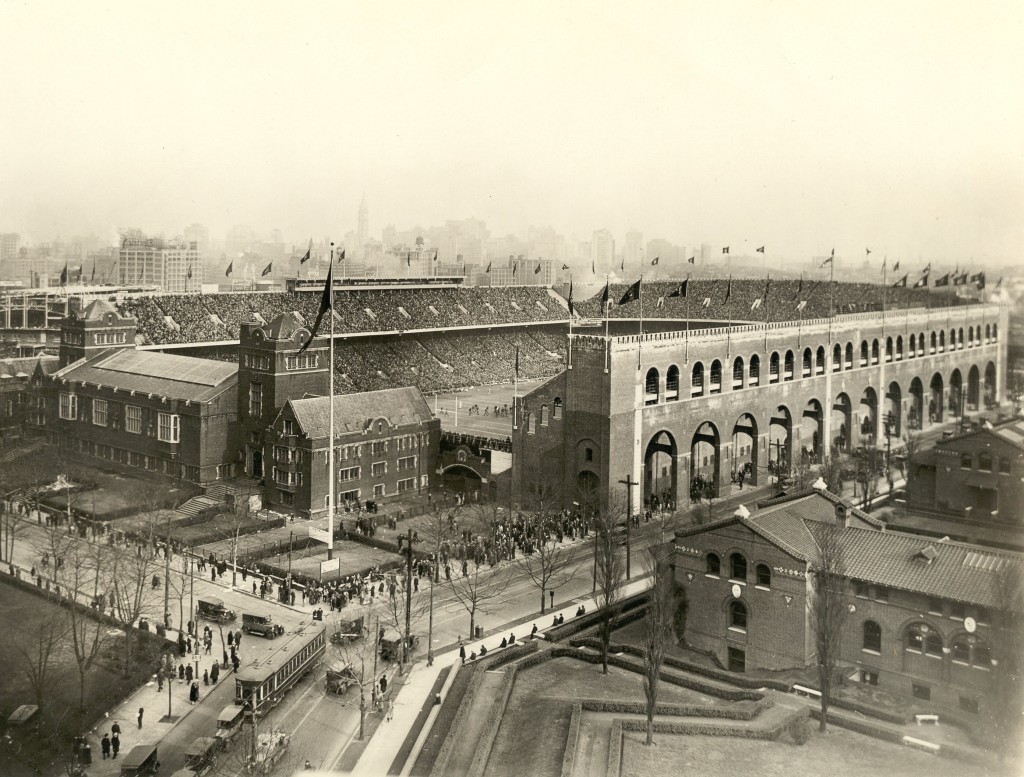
xmin=234 ymin=625 xmax=325 ymax=718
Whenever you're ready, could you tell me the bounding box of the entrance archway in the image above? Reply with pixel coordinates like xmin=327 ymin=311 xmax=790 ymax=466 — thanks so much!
xmin=769 ymin=405 xmax=792 ymax=474
xmin=967 ymin=365 xmax=980 ymax=412
xmin=576 ymin=471 xmax=600 ymax=514
xmin=929 ymin=373 xmax=944 ymax=423
xmin=690 ymin=422 xmax=721 ymax=501
xmin=442 ymin=464 xmax=483 ymax=498
xmin=801 ymin=399 xmax=823 ymax=464
xmin=831 ymin=393 xmax=852 ymax=453
xmin=644 ymin=430 xmax=678 ymax=511
xmin=731 ymin=413 xmax=759 ymax=487
xmin=950 ymin=369 xmax=963 ymax=417
xmin=885 ymin=381 xmax=902 ymax=438
xmin=908 ymin=377 xmax=924 ymax=431
xmin=984 ymin=362 xmax=997 ymax=408
xmin=251 ymin=448 xmax=263 ymax=478
xmin=859 ymin=387 xmax=878 ymax=446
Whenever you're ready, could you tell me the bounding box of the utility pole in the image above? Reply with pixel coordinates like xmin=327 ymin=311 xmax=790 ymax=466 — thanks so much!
xmin=189 ymin=545 xmax=194 ymax=634
xmin=403 ymin=527 xmax=413 ymax=669
xmin=288 ymin=530 xmax=293 ymax=577
xmin=164 ymin=510 xmax=171 ymax=628
xmin=618 ymin=474 xmax=638 ymax=580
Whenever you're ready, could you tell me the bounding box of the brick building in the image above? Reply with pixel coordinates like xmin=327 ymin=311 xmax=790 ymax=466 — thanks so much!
xmin=515 ymin=302 xmax=1006 ymax=513
xmin=0 ymin=354 xmax=57 ymax=446
xmin=673 ymin=488 xmax=1021 ymax=715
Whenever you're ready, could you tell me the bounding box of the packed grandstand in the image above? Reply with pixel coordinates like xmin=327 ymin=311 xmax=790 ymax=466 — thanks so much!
xmin=108 ymin=279 xmax=980 ymax=395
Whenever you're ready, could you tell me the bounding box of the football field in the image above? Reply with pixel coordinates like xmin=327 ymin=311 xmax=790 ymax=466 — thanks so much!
xmin=430 ymin=378 xmax=548 ymax=438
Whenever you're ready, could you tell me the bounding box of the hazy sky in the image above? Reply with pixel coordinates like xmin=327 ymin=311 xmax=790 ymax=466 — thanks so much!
xmin=2 ymin=1 xmax=1022 ymax=265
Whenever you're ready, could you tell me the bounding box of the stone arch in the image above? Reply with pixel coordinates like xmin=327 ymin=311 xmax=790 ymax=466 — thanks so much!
xmin=731 ymin=413 xmax=759 ymax=487
xmin=832 ymin=343 xmax=842 ymax=372
xmin=918 ymin=332 xmax=925 ymax=356
xmin=908 ymin=333 xmax=916 ymax=357
xmin=967 ymin=364 xmax=980 ymax=412
xmin=644 ymin=367 xmax=659 ymax=405
xmin=832 ymin=393 xmax=852 ymax=453
xmin=691 ymin=361 xmax=705 ymax=397
xmin=929 ymin=373 xmax=944 ymax=423
xmin=845 ymin=341 xmax=854 ymax=368
xmin=441 ymin=464 xmax=483 ymax=496
xmin=801 ymin=399 xmax=823 ymax=463
xmin=815 ymin=345 xmax=826 ymax=375
xmin=666 ymin=365 xmax=680 ymax=401
xmin=769 ymin=351 xmax=780 ymax=384
xmin=992 ymin=323 xmax=998 ymax=341
xmin=575 ymin=470 xmax=600 ymax=513
xmin=749 ymin=354 xmax=761 ymax=387
xmin=931 ymin=331 xmax=938 ymax=353
xmin=732 ymin=356 xmax=745 ymax=389
xmin=783 ymin=349 xmax=795 ymax=381
xmin=802 ymin=347 xmax=813 ymax=378
xmin=885 ymin=336 xmax=894 ymax=362
xmin=690 ymin=421 xmax=721 ymax=500
xmin=985 ymin=323 xmax=991 ymax=342
xmin=984 ymin=361 xmax=997 ymax=408
xmin=871 ymin=339 xmax=880 ymax=364
xmin=967 ymin=326 xmax=974 ymax=347
xmin=958 ymin=327 xmax=964 ymax=349
xmin=860 ymin=340 xmax=869 ymax=366
xmin=908 ymin=377 xmax=924 ymax=431
xmin=709 ymin=359 xmax=723 ymax=394
xmin=859 ymin=386 xmax=878 ymax=445
xmin=896 ymin=335 xmax=904 ymax=360
xmin=939 ymin=330 xmax=946 ymax=351
xmin=769 ymin=405 xmax=793 ymax=474
xmin=885 ymin=381 xmax=902 ymax=437
xmin=645 ymin=430 xmax=678 ymax=510
xmin=949 ymin=368 xmax=963 ymax=416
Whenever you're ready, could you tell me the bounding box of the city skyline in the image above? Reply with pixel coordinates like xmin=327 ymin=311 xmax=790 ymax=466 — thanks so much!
xmin=1 ymin=2 xmax=1022 ymax=266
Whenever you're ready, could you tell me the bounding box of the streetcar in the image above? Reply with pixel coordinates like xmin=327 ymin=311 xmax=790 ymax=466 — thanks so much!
xmin=234 ymin=624 xmax=325 ymax=718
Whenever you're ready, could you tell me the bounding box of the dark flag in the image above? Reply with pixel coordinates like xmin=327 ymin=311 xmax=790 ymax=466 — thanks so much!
xmin=618 ymin=279 xmax=641 ymax=305
xmin=650 ymin=256 xmax=659 ymax=266
xmin=724 ymin=276 xmax=732 ymax=302
xmin=225 ymin=261 xmax=233 ymax=277
xmin=893 ymin=260 xmax=900 ymax=272
xmin=485 ymin=261 xmax=491 ymax=273
xmin=298 ymin=264 xmax=333 ymax=354
xmin=433 ymin=250 xmax=438 ymax=262
xmin=591 ymin=260 xmax=596 ymax=274
xmin=971 ymin=271 xmax=985 ymax=290
xmin=866 ymin=247 xmax=872 ymax=256
xmin=534 ymin=263 xmax=542 ymax=274
xmin=756 ymin=246 xmax=765 ymax=253
xmin=187 ymin=265 xmax=193 ymax=280
xmin=300 ymin=239 xmax=312 ymax=264
xmin=261 ymin=261 xmax=273 ymax=277
xmin=934 ymin=273 xmax=950 ymax=287
xmin=514 ymin=346 xmax=519 ymax=378
xmin=792 ymin=277 xmax=803 ymax=300
xmin=913 ymin=274 xmax=928 ymax=289
xmin=954 ymin=272 xmax=968 ymax=286
xmin=512 ymin=263 xmax=517 ymax=277
xmin=567 ymin=280 xmax=574 ymax=315
xmin=407 ymin=253 xmax=412 ymax=267
xmin=60 ymin=263 xmax=68 ymax=286
xmin=722 ymin=246 xmax=730 ymax=255
xmin=820 ymin=255 xmax=833 ymax=268
xmin=336 ymin=249 xmax=346 ymax=263
xmin=669 ymin=279 xmax=688 ymax=298
xmin=620 ymin=258 xmax=624 ymax=272
xmin=562 ymin=264 xmax=569 ymax=270
xmin=91 ymin=262 xmax=96 ymax=282
xmin=892 ymin=274 xmax=908 ymax=288
xmin=995 ymin=276 xmax=1002 ymax=288
xmin=600 ymin=282 xmax=610 ymax=306
xmin=687 ymin=255 xmax=695 ymax=264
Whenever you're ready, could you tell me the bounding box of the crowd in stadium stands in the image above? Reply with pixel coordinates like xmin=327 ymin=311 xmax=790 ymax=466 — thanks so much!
xmin=576 ymin=278 xmax=973 ymax=323
xmin=117 ymin=286 xmax=567 ymax=346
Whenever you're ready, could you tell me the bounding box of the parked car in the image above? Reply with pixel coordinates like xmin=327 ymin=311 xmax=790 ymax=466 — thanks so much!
xmin=197 ymin=597 xmax=235 ymax=624
xmin=242 ymin=613 xmax=284 ymax=639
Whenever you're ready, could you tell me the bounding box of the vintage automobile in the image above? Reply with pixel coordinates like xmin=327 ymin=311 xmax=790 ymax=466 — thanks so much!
xmin=326 ymin=664 xmax=358 ymax=695
xmin=196 ymin=597 xmax=236 ymax=624
xmin=183 ymin=737 xmax=221 ymax=776
xmin=119 ymin=744 xmax=159 ymax=777
xmin=215 ymin=704 xmax=245 ymax=744
xmin=329 ymin=615 xmax=365 ymax=645
xmin=379 ymin=634 xmax=420 ymax=662
xmin=242 ymin=612 xmax=285 ymax=639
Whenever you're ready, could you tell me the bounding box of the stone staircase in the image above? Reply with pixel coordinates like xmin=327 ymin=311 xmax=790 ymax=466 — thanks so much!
xmin=176 ymin=494 xmax=223 ymax=518
xmin=204 ymin=476 xmax=261 ymax=503
xmin=0 ymin=438 xmax=44 ymax=464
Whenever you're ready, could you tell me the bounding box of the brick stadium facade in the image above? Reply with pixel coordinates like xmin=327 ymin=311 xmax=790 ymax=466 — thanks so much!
xmin=514 ymin=303 xmax=1007 ymax=514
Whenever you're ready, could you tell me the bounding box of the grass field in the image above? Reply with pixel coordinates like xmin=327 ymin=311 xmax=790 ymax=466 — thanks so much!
xmin=430 ymin=379 xmax=548 ymax=438
xmin=260 ymin=539 xmax=401 ymax=581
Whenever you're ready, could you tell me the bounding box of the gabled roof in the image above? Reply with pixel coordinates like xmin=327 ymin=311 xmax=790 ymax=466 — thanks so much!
xmin=55 ymin=349 xmax=237 ymax=403
xmin=289 ymin=386 xmax=432 ymax=438
xmin=81 ymin=299 xmax=119 ymax=320
xmin=935 ymin=419 xmax=1024 ymax=454
xmin=0 ymin=355 xmax=58 ymax=380
xmin=262 ymin=311 xmax=307 ymax=341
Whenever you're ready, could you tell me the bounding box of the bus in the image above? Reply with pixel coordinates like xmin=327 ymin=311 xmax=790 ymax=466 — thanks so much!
xmin=234 ymin=624 xmax=325 ymax=718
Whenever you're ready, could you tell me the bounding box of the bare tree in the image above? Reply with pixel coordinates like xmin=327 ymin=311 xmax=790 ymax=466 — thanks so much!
xmin=593 ymin=494 xmax=624 ymax=674
xmin=807 ymin=519 xmax=848 ymax=732
xmin=989 ymin=562 xmax=1024 ymax=762
xmin=642 ymin=546 xmax=675 ymax=746
xmin=515 ymin=476 xmax=579 ymax=614
xmin=325 ymin=611 xmax=377 ymax=741
xmin=817 ymin=449 xmax=845 ymax=495
xmin=445 ymin=555 xmax=513 ymax=639
xmin=5 ymin=604 xmax=70 ymax=711
xmin=416 ymin=499 xmax=458 ymax=665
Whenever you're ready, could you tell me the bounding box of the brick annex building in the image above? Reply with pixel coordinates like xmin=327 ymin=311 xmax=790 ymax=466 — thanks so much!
xmin=35 ymin=301 xmax=439 ymax=517
xmin=673 ymin=487 xmax=1022 ymax=717
xmin=514 ymin=302 xmax=1007 ymax=514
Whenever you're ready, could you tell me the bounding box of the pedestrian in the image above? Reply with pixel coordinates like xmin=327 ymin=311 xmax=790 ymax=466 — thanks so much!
xmin=185 ymin=664 xmax=193 ymax=683
xmin=111 ymin=721 xmax=121 ymax=738
xmin=234 ymin=629 xmax=242 ymax=648
xmin=178 ymin=663 xmax=185 ymax=682
xmin=111 ymin=732 xmax=120 ymax=758
xmin=459 ymin=642 xmax=466 ymax=665
xmin=190 ymin=681 xmax=199 ymax=705
xmin=211 ymin=663 xmax=220 ymax=683
xmin=203 ymin=668 xmax=210 ymax=686
xmin=100 ymin=734 xmax=110 ymax=759
xmin=137 ymin=707 xmax=144 ymax=729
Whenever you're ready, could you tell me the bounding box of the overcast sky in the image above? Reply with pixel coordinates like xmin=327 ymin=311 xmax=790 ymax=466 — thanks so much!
xmin=1 ymin=1 xmax=1022 ymax=265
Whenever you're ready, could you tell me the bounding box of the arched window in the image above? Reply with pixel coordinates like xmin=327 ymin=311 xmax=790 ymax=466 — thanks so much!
xmin=802 ymin=347 xmax=813 ymax=377
xmin=918 ymin=332 xmax=925 ymax=355
xmin=645 ymin=368 xmax=659 ymax=404
xmin=845 ymin=342 xmax=854 ymax=368
xmin=871 ymin=339 xmax=880 ymax=364
xmin=755 ymin=563 xmax=771 ymax=587
xmin=730 ymin=552 xmax=747 ymax=581
xmin=896 ymin=336 xmax=903 ymax=360
xmin=666 ymin=366 xmax=679 ymax=400
xmin=939 ymin=331 xmax=945 ymax=350
xmin=833 ymin=344 xmax=842 ymax=372
xmin=931 ymin=332 xmax=938 ymax=353
xmin=993 ymin=324 xmax=998 ymax=341
xmin=784 ymin=350 xmax=795 ymax=381
xmin=749 ymin=355 xmax=760 ymax=386
xmin=860 ymin=341 xmax=869 ymax=366
xmin=985 ymin=324 xmax=991 ymax=342
xmin=906 ymin=623 xmax=942 ymax=656
xmin=769 ymin=352 xmax=780 ymax=383
xmin=527 ymin=412 xmax=536 ymax=434
xmin=885 ymin=337 xmax=893 ymax=362
xmin=816 ymin=345 xmax=826 ymax=374
xmin=729 ymin=600 xmax=747 ymax=631
xmin=967 ymin=327 xmax=974 ymax=346
xmin=553 ymin=397 xmax=563 ymax=420
xmin=978 ymin=452 xmax=992 ymax=472
xmin=691 ymin=362 xmax=705 ymax=397
xmin=909 ymin=334 xmax=916 ymax=356
xmin=706 ymin=553 xmax=720 ymax=576
xmin=540 ymin=405 xmax=549 ymax=426
xmin=709 ymin=360 xmax=722 ymax=394
xmin=863 ymin=621 xmax=882 ymax=652
xmin=926 ymin=633 xmax=943 ymax=657
xmin=732 ymin=357 xmax=745 ymax=388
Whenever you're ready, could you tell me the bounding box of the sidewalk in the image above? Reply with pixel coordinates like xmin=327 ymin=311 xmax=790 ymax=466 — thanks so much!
xmin=347 ymin=576 xmax=654 ymax=776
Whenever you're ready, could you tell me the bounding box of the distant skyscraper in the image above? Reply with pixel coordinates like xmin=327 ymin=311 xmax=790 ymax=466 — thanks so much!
xmin=591 ymin=229 xmax=615 ymax=273
xmin=184 ymin=223 xmax=210 ymax=256
xmin=624 ymin=230 xmax=643 ymax=272
xmin=356 ymin=195 xmax=369 ymax=260
xmin=700 ymin=243 xmax=713 ymax=265
xmin=118 ymin=231 xmax=200 ymax=293
xmin=0 ymin=233 xmax=20 ymax=264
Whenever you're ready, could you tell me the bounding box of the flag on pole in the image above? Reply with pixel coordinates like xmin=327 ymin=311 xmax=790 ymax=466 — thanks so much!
xmin=512 ymin=263 xmax=517 ymax=277
xmin=656 ymin=296 xmax=665 ymax=308
xmin=561 ymin=264 xmax=569 ymax=270
xmin=407 ymin=253 xmax=412 ymax=267
xmin=722 ymin=246 xmax=730 ymax=254
xmin=701 ymin=297 xmax=711 ymax=308
xmin=792 ymin=277 xmax=803 ymax=299
xmin=300 ymin=239 xmax=312 ymax=264
xmin=261 ymin=261 xmax=273 ymax=277
xmin=820 ymin=255 xmax=833 ymax=268
xmin=60 ymin=263 xmax=68 ymax=286
xmin=913 ymin=274 xmax=929 ymax=289
xmin=534 ymin=263 xmax=542 ymax=274
xmin=600 ymin=282 xmax=610 ymax=307
xmin=995 ymin=276 xmax=1002 ymax=288
xmin=91 ymin=262 xmax=96 ymax=282
xmin=892 ymin=274 xmax=908 ymax=288
xmin=934 ymin=273 xmax=950 ymax=287
xmin=620 ymin=258 xmax=624 ymax=272
xmin=922 ymin=262 xmax=931 ymax=275
xmin=650 ymin=256 xmax=659 ymax=266
xmin=970 ymin=271 xmax=985 ymax=290
xmin=866 ymin=247 xmax=872 ymax=256
xmin=187 ymin=264 xmax=193 ymax=280
xmin=618 ymin=279 xmax=641 ymax=305
xmin=669 ymin=280 xmax=688 ymax=298
xmin=756 ymin=246 xmax=765 ymax=253
xmin=751 ymin=298 xmax=762 ymax=311
xmin=893 ymin=260 xmax=900 ymax=272
xmin=485 ymin=261 xmax=491 ymax=273
xmin=763 ymin=277 xmax=771 ymax=304
xmin=336 ymin=249 xmax=346 ymax=263
xmin=954 ymin=272 xmax=968 ymax=286
xmin=298 ymin=264 xmax=333 ymax=354
xmin=687 ymin=255 xmax=695 ymax=264
xmin=433 ymin=250 xmax=439 ymax=262
xmin=724 ymin=276 xmax=732 ymax=302
xmin=591 ymin=260 xmax=596 ymax=274
xmin=514 ymin=346 xmax=520 ymax=378
xmin=567 ymin=280 xmax=574 ymax=315
xmin=796 ymin=300 xmax=807 ymax=311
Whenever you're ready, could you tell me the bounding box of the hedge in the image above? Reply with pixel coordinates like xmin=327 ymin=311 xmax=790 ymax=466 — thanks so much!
xmin=545 ymin=591 xmax=650 ymax=642
xmin=618 ymin=705 xmax=804 ymax=741
xmin=606 ymin=720 xmax=623 ymax=777
xmin=412 ymin=665 xmax=475 ymax=776
xmin=580 ymin=695 xmax=773 ymax=721
xmin=808 ymin=709 xmax=904 ymax=744
xmin=560 ymin=703 xmax=582 ymax=777
xmin=477 ymin=638 xmax=539 ymax=670
xmin=467 ymin=666 xmax=518 ymax=777
xmin=828 ymin=695 xmax=910 ymax=725
xmin=429 ymin=664 xmax=486 ymax=777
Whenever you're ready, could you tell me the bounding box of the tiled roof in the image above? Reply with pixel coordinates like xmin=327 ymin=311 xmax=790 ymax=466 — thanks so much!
xmin=0 ymin=355 xmax=57 ymax=380
xmin=263 ymin=311 xmax=307 ymax=341
xmin=56 ymin=349 xmax=237 ymax=403
xmin=289 ymin=386 xmax=432 ymax=438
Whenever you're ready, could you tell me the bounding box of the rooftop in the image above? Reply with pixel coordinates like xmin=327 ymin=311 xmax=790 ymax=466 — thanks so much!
xmin=288 ymin=386 xmax=433 ymax=438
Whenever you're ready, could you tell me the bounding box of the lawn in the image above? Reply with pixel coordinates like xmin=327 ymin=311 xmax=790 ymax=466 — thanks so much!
xmin=0 ymin=581 xmax=167 ymax=777
xmin=618 ymin=728 xmax=1008 ymax=777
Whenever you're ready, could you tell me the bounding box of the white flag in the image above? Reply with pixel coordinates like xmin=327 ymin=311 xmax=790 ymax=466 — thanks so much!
xmin=656 ymin=296 xmax=665 ymax=309
xmin=796 ymin=300 xmax=807 ymax=311
xmin=751 ymin=298 xmax=762 ymax=311
xmin=702 ymin=297 xmax=711 ymax=308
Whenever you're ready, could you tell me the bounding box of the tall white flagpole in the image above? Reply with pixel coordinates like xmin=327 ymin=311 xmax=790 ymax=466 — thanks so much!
xmin=327 ymin=245 xmax=335 ymax=561
xmin=567 ymin=274 xmax=573 ymax=370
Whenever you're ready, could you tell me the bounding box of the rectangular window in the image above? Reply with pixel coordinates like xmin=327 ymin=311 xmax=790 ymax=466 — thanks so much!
xmin=397 ymin=456 xmax=416 ymax=472
xmin=59 ymin=393 xmax=78 ymax=420
xmin=373 ymin=483 xmax=385 ymax=497
xmin=371 ymin=461 xmax=387 ymax=477
xmin=274 ymin=468 xmax=302 ymax=486
xmin=960 ymin=453 xmax=972 ymax=469
xmin=859 ymin=670 xmax=879 ymax=686
xmin=339 ymin=488 xmax=360 ymax=501
xmin=339 ymin=466 xmax=360 ymax=482
xmin=397 ymin=478 xmax=415 ymax=493
xmin=927 ymin=598 xmax=943 ymax=615
xmin=274 ymin=446 xmax=295 ymax=463
xmin=157 ymin=412 xmax=180 ymax=443
xmin=874 ymin=586 xmax=889 ymax=603
xmin=371 ymin=440 xmax=387 ymax=455
xmin=853 ymin=581 xmax=869 ymax=598
xmin=282 ymin=419 xmax=295 ymax=436
xmin=912 ymin=683 xmax=931 ymax=701
xmin=999 ymin=457 xmax=1012 ymax=475
xmin=125 ymin=405 xmax=142 ymax=434
xmin=949 ymin=601 xmax=966 ymax=620
xmin=249 ymin=383 xmax=263 ymax=417
xmin=959 ymin=697 xmax=979 ymax=714
xmin=92 ymin=399 xmax=108 ymax=426
xmin=285 ymin=354 xmax=318 ymax=370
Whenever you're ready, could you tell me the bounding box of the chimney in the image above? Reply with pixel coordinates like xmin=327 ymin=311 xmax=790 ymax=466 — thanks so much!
xmin=835 ymin=500 xmax=851 ymax=528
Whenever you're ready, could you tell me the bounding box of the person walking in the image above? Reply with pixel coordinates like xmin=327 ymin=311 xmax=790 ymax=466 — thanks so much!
xmin=137 ymin=707 xmax=144 ymax=729
xmin=111 ymin=731 xmax=120 ymax=758
xmin=100 ymin=734 xmax=111 ymax=760
xmin=459 ymin=642 xmax=466 ymax=665
xmin=111 ymin=721 xmax=121 ymax=739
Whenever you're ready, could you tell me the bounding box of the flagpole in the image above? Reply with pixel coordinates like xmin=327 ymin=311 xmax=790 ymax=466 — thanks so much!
xmin=685 ymin=273 xmax=690 ymax=364
xmin=764 ymin=273 xmax=771 ymax=352
xmin=882 ymin=256 xmax=887 ymax=330
xmin=327 ymin=244 xmax=335 ymax=562
xmin=827 ymin=254 xmax=835 ymax=343
xmin=567 ymin=274 xmax=573 ymax=371
xmin=726 ymin=275 xmax=732 ymax=358
xmin=604 ymin=273 xmax=610 ymax=374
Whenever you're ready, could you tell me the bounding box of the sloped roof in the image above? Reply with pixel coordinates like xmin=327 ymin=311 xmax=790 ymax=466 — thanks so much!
xmin=81 ymin=299 xmax=119 ymax=320
xmin=263 ymin=311 xmax=307 ymax=340
xmin=289 ymin=386 xmax=432 ymax=438
xmin=0 ymin=355 xmax=58 ymax=380
xmin=936 ymin=419 xmax=1024 ymax=454
xmin=56 ymin=349 xmax=237 ymax=403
